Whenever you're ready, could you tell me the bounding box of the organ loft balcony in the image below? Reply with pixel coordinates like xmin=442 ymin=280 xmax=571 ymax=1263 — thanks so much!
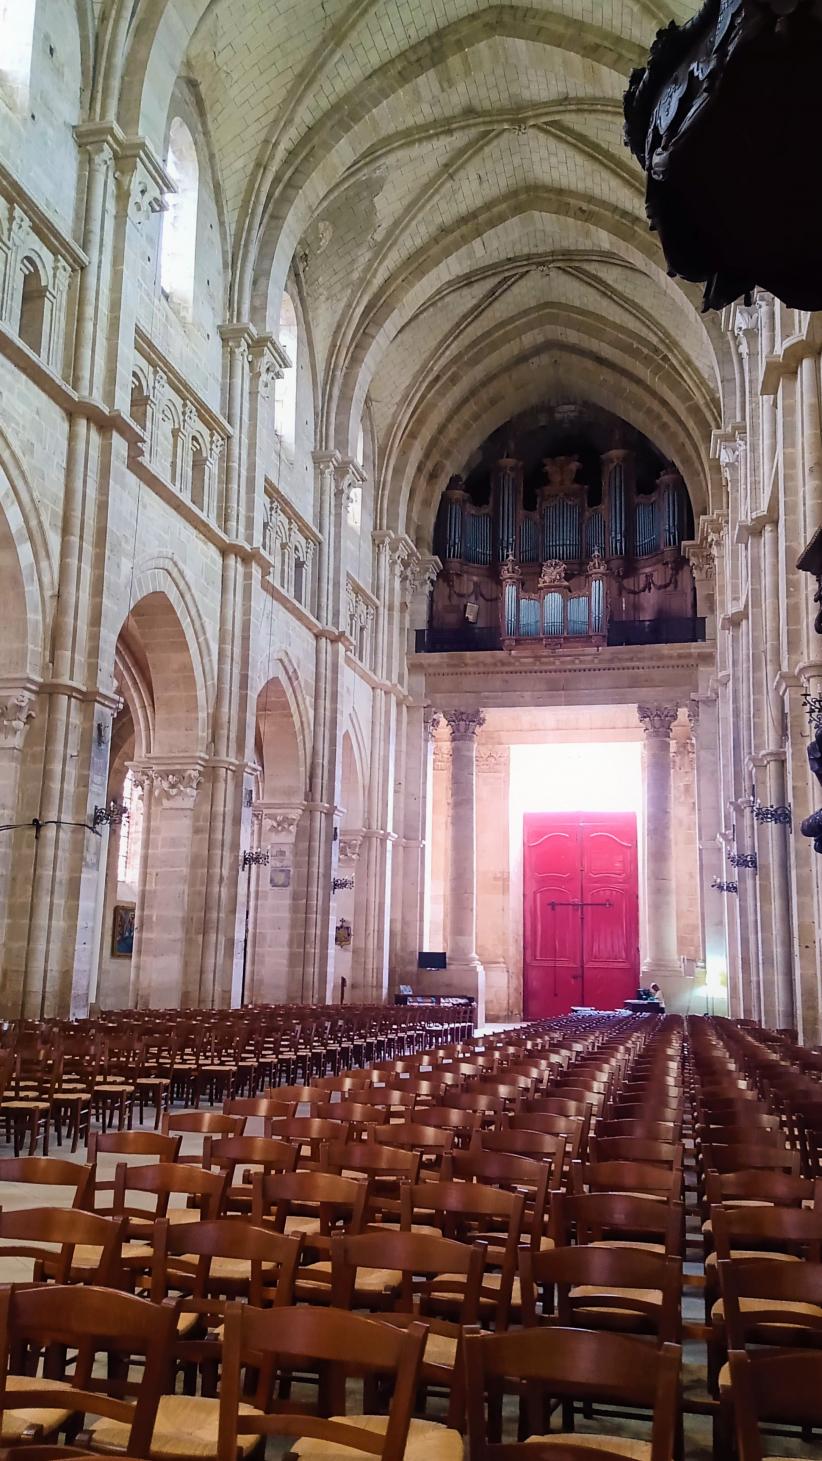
xmin=418 ymin=406 xmax=706 ymax=656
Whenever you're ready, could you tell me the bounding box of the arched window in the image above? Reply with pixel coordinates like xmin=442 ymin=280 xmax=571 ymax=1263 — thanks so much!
xmin=161 ymin=118 xmax=199 ymax=314
xmin=0 ymin=0 xmax=36 ymax=111
xmin=18 ymin=258 xmax=46 ymax=355
xmin=117 ymin=770 xmax=144 ymax=886
xmin=274 ymin=293 xmax=298 ymax=449
xmin=293 ymin=550 xmax=305 ymax=606
xmin=191 ymin=436 xmax=207 ymax=512
xmin=347 ymin=420 xmax=365 ymax=527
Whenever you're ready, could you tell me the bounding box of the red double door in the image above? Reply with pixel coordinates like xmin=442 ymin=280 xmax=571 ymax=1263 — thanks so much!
xmin=523 ymin=812 xmax=639 ymax=1019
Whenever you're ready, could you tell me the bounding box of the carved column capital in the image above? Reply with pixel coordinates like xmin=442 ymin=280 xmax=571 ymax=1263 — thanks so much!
xmin=338 ymin=833 xmax=364 ymax=864
xmin=0 ymin=690 xmax=37 ymax=751
xmin=637 ymin=704 xmax=678 ymax=740
xmin=133 ymin=765 xmax=202 ymax=809
xmin=424 ymin=711 xmax=443 ymax=741
xmin=444 ymin=709 xmax=486 ymax=742
xmin=257 ymin=804 xmax=304 ymax=841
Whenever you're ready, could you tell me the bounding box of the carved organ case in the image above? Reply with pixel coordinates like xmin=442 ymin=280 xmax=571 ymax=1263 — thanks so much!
xmin=430 ymin=419 xmax=698 ymax=651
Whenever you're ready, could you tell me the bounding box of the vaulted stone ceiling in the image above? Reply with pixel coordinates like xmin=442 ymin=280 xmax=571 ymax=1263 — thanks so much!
xmin=118 ymin=0 xmax=723 ymax=544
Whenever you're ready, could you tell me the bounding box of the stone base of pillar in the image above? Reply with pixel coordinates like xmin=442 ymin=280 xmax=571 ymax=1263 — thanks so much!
xmin=415 ymin=957 xmax=486 ymax=1026
xmin=640 ymin=959 xmax=682 ymax=1011
xmin=483 ymin=961 xmax=514 ymax=1022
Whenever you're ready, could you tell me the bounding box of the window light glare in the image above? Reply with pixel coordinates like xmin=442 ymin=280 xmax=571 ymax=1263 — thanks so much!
xmin=0 ymin=0 xmax=36 ymax=110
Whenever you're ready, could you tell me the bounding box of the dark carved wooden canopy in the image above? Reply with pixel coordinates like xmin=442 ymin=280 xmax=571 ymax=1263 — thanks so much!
xmin=624 ymin=0 xmax=822 ymax=312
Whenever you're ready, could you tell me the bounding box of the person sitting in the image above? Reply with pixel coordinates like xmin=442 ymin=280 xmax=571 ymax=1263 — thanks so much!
xmin=649 ymin=981 xmax=666 ymax=1012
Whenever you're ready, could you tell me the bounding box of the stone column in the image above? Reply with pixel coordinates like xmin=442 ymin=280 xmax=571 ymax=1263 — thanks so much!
xmin=427 ymin=721 xmax=450 ymax=950
xmin=443 ymin=709 xmax=486 ymax=1023
xmin=0 ymin=690 xmax=36 ymax=964
xmin=332 ymin=834 xmax=361 ymax=1003
xmin=637 ymin=704 xmax=680 ymax=997
xmin=129 ymin=764 xmax=202 ymax=1009
xmin=690 ymin=696 xmax=729 ymax=1010
xmin=246 ymin=805 xmax=304 ymax=1003
xmin=476 ymin=743 xmax=512 ymax=1020
xmin=396 ymin=693 xmax=428 ymax=982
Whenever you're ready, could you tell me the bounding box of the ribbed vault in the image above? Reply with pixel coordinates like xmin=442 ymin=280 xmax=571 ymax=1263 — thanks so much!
xmin=115 ymin=0 xmax=722 ymax=547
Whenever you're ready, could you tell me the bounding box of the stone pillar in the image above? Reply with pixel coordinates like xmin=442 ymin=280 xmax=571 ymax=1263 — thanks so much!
xmin=690 ymin=696 xmax=729 ymax=1010
xmin=0 ymin=690 xmax=36 ymax=961
xmin=428 ymin=721 xmax=450 ymax=950
xmin=396 ymin=693 xmax=427 ymax=982
xmin=129 ymin=764 xmax=202 ymax=1009
xmin=443 ymin=709 xmax=486 ymax=1023
xmin=247 ymin=805 xmax=304 ymax=1003
xmin=301 ymin=453 xmax=348 ymax=1003
xmin=476 ymin=743 xmax=512 ymax=1020
xmin=332 ymin=833 xmax=361 ymax=1003
xmin=671 ymin=726 xmax=700 ymax=962
xmin=637 ymin=704 xmax=680 ymax=997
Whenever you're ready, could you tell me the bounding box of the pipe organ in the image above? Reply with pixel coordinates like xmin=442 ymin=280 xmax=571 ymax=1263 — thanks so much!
xmin=430 ymin=449 xmax=698 ymax=650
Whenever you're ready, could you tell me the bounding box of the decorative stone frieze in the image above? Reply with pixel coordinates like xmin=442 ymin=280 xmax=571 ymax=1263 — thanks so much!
xmin=140 ymin=767 xmax=202 ymax=809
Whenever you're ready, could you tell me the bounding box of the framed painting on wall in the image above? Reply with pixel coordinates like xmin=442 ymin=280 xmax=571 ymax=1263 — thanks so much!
xmin=112 ymin=903 xmax=136 ymax=958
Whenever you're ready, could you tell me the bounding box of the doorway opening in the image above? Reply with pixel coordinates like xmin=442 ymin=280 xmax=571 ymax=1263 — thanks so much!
xmin=510 ymin=742 xmax=642 ymax=1019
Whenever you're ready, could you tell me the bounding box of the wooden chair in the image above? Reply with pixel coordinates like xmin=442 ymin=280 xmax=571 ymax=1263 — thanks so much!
xmin=268 ymin=1116 xmax=353 ymax=1165
xmin=217 ymin=1302 xmax=455 ymax=1461
xmin=111 ymin=1160 xmax=227 ymax=1245
xmin=320 ymin=1139 xmax=421 ymax=1224
xmin=729 ymin=1347 xmax=822 ymax=1461
xmin=0 ymin=1207 xmax=126 ymax=1286
xmin=462 ymin=1326 xmax=681 ymax=1461
xmin=400 ymin=1179 xmax=525 ymax=1326
xmin=202 ymin=1134 xmax=298 ymax=1211
xmin=442 ymin=1148 xmax=552 ymax=1254
xmin=311 ymin=1101 xmax=388 ymax=1136
xmin=87 ymin=1129 xmax=182 ymax=1213
xmin=573 ymin=1159 xmax=683 ymax=1203
xmin=330 ymin=1228 xmax=486 ymax=1427
xmin=520 ymin=1241 xmax=681 ymax=1343
xmin=160 ymin=1110 xmax=244 ymax=1163
xmin=552 ymin=1190 xmax=684 ymax=1258
xmin=0 ymin=1155 xmax=93 ymax=1210
xmin=0 ymin=1284 xmax=176 ymax=1454
xmin=508 ymin=1112 xmax=585 ymax=1163
xmin=370 ymin=1123 xmax=455 ymax=1170
xmin=222 ymin=1095 xmax=298 ymax=1132
xmin=473 ymin=1127 xmax=568 ymax=1180
xmin=588 ymin=1137 xmax=684 ymax=1169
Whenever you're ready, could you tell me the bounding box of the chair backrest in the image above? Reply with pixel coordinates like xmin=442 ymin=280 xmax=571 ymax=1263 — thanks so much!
xmin=320 ymin=1139 xmax=421 ymax=1182
xmin=251 ymin=1169 xmax=368 ymax=1235
xmin=151 ymin=1217 xmax=302 ymax=1309
xmin=112 ymin=1160 xmax=227 ymax=1229
xmin=88 ymin=1130 xmax=181 ymax=1163
xmin=474 ymin=1126 xmax=568 ymax=1171
xmin=202 ymin=1134 xmax=299 ymax=1179
xmin=519 ymin=1242 xmax=681 ymax=1342
xmin=370 ymin=1123 xmax=454 ymax=1157
xmin=552 ymin=1190 xmax=683 ymax=1256
xmin=462 ymin=1326 xmax=681 ymax=1461
xmin=702 ymin=1143 xmax=801 ymax=1176
xmin=217 ymin=1303 xmax=428 ymax=1461
xmin=711 ymin=1203 xmax=822 ymax=1261
xmin=729 ymin=1348 xmax=822 ymax=1461
xmin=330 ymin=1228 xmax=486 ymax=1321
xmin=718 ymin=1256 xmax=822 ymax=1349
xmin=508 ymin=1112 xmax=584 ymax=1160
xmin=0 ymin=1156 xmax=93 ymax=1209
xmin=704 ymin=1169 xmax=818 ymax=1208
xmin=222 ymin=1096 xmax=298 ymax=1129
xmin=442 ymin=1148 xmax=551 ymax=1247
xmin=0 ymin=1208 xmax=126 ymax=1285
xmin=589 ymin=1137 xmax=684 ymax=1169
xmin=161 ymin=1111 xmax=244 ymax=1137
xmin=577 ymin=1159 xmax=683 ymax=1202
xmin=0 ymin=1284 xmax=177 ymax=1458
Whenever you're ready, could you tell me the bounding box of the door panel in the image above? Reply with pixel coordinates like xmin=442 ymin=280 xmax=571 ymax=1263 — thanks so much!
xmin=523 ymin=813 xmax=639 ymax=1019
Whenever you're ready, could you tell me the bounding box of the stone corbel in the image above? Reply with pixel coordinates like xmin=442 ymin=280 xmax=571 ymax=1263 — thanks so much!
xmin=116 ymin=138 xmax=174 ymax=225
xmin=0 ymin=689 xmax=37 ymax=752
xmin=256 ymin=804 xmax=304 ymax=843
